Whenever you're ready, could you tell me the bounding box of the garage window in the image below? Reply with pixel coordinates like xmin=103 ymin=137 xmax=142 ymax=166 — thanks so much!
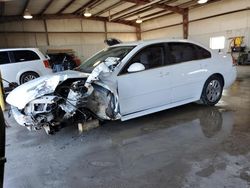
xmin=12 ymin=50 xmax=40 ymax=62
xmin=210 ymin=36 xmax=225 ymax=50
xmin=0 ymin=52 xmax=10 ymax=65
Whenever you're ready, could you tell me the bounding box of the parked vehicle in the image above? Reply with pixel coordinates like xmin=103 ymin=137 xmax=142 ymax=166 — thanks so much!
xmin=6 ymin=39 xmax=237 ymax=134
xmin=47 ymin=53 xmax=79 ymax=72
xmin=0 ymin=48 xmax=52 ymax=88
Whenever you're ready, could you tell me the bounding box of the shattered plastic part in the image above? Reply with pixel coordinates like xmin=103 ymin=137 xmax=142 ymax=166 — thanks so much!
xmin=8 ymin=57 xmax=122 ymax=132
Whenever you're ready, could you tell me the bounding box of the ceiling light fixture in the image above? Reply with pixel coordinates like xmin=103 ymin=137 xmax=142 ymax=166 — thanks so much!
xmin=197 ymin=0 xmax=208 ymax=4
xmin=136 ymin=16 xmax=142 ymax=24
xmin=23 ymin=9 xmax=33 ymax=19
xmin=84 ymin=8 xmax=92 ymax=17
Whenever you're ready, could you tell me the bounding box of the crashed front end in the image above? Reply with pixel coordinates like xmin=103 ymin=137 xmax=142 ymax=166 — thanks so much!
xmin=6 ymin=57 xmax=121 ymax=134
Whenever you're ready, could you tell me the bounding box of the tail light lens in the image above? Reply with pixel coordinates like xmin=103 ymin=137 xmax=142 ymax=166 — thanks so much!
xmin=232 ymin=56 xmax=237 ymax=66
xmin=43 ymin=60 xmax=50 ymax=68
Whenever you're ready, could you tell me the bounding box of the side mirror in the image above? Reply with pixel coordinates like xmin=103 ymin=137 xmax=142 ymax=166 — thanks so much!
xmin=127 ymin=63 xmax=145 ymax=73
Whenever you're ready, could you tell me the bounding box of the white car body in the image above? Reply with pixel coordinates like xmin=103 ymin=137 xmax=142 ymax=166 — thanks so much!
xmin=0 ymin=48 xmax=52 ymax=88
xmin=6 ymin=39 xmax=236 ymax=134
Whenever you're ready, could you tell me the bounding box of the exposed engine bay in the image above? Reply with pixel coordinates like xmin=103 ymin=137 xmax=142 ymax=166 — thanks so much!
xmin=8 ymin=57 xmax=121 ymax=134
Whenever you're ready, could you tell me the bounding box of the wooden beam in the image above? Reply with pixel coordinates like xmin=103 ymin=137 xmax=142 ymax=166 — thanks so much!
xmin=189 ymin=0 xmax=223 ymax=9
xmin=122 ymin=0 xmax=150 ymax=5
xmin=57 ymin=0 xmax=77 ymax=14
xmin=122 ymin=0 xmax=184 ymax=14
xmin=182 ymin=8 xmax=188 ymax=39
xmin=0 ymin=14 xmax=137 ymax=27
xmin=110 ymin=4 xmax=138 ymax=19
xmin=141 ymin=10 xmax=168 ymax=19
xmin=159 ymin=0 xmax=178 ymax=4
xmin=138 ymin=0 xmax=199 ymax=22
xmin=112 ymin=2 xmax=155 ymax=20
xmin=22 ymin=0 xmax=30 ymax=15
xmin=178 ymin=0 xmax=197 ymax=8
xmin=73 ymin=0 xmax=99 ymax=14
xmin=0 ymin=31 xmax=136 ymax=34
xmin=115 ymin=6 xmax=153 ymax=20
xmin=142 ymin=8 xmax=249 ymax=33
xmin=154 ymin=4 xmax=184 ymax=14
xmin=93 ymin=1 xmax=124 ymax=16
xmin=0 ymin=2 xmax=4 ymax=16
xmin=136 ymin=26 xmax=141 ymax=40
xmin=43 ymin=19 xmax=50 ymax=45
xmin=39 ymin=0 xmax=54 ymax=15
xmin=104 ymin=21 xmax=108 ymax=40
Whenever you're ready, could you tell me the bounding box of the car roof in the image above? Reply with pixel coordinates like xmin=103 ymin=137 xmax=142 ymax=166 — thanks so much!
xmin=0 ymin=48 xmax=39 ymax=52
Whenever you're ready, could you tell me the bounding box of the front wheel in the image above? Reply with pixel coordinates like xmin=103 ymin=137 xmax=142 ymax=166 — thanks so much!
xmin=20 ymin=72 xmax=39 ymax=84
xmin=201 ymin=76 xmax=223 ymax=106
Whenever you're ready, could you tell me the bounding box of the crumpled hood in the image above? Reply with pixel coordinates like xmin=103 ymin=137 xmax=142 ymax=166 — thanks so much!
xmin=6 ymin=70 xmax=89 ymax=109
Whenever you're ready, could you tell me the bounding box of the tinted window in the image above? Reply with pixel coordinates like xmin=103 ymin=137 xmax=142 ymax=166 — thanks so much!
xmin=195 ymin=45 xmax=211 ymax=59
xmin=12 ymin=50 xmax=40 ymax=62
xmin=121 ymin=44 xmax=165 ymax=74
xmin=0 ymin=52 xmax=10 ymax=65
xmin=168 ymin=42 xmax=211 ymax=64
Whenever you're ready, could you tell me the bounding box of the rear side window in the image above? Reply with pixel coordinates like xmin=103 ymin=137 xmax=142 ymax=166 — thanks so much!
xmin=12 ymin=50 xmax=40 ymax=62
xmin=0 ymin=52 xmax=10 ymax=65
xmin=168 ymin=42 xmax=211 ymax=64
xmin=195 ymin=45 xmax=211 ymax=59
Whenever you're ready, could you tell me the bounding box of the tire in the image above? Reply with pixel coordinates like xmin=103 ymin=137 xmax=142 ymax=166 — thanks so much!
xmin=20 ymin=72 xmax=39 ymax=84
xmin=201 ymin=75 xmax=223 ymax=106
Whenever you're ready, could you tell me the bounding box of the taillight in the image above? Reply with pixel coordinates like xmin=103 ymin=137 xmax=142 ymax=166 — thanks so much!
xmin=231 ymin=55 xmax=237 ymax=66
xmin=43 ymin=60 xmax=50 ymax=68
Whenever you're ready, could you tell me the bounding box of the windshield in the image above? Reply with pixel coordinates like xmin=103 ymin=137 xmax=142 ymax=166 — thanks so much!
xmin=79 ymin=46 xmax=135 ymax=73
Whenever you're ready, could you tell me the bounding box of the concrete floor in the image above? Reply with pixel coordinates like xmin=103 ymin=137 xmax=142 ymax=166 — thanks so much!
xmin=3 ymin=66 xmax=250 ymax=188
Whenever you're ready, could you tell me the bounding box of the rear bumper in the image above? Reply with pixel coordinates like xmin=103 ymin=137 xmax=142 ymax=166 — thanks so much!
xmin=224 ymin=67 xmax=237 ymax=89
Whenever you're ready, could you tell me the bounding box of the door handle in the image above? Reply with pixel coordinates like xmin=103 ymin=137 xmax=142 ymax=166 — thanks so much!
xmin=160 ymin=72 xmax=169 ymax=77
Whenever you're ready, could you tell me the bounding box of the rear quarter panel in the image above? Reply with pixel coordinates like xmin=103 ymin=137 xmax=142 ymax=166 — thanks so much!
xmin=208 ymin=52 xmax=236 ymax=89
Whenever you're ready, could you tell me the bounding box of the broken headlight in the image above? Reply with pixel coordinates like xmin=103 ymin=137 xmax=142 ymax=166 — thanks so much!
xmin=28 ymin=76 xmax=60 ymax=98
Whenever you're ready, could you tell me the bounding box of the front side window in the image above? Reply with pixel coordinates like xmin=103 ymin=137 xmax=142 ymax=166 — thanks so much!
xmin=12 ymin=50 xmax=40 ymax=62
xmin=0 ymin=52 xmax=10 ymax=65
xmin=79 ymin=46 xmax=134 ymax=73
xmin=121 ymin=44 xmax=165 ymax=74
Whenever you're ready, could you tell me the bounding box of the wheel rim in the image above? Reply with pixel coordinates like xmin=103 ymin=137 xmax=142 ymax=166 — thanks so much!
xmin=23 ymin=75 xmax=37 ymax=83
xmin=206 ymin=80 xmax=221 ymax=102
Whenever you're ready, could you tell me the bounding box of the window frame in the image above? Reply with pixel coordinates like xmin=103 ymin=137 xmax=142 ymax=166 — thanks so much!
xmin=11 ymin=50 xmax=40 ymax=63
xmin=118 ymin=43 xmax=170 ymax=76
xmin=166 ymin=42 xmax=211 ymax=65
xmin=0 ymin=51 xmax=11 ymax=65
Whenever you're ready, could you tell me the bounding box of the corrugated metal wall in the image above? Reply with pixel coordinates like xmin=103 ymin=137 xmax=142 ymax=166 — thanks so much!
xmin=0 ymin=19 xmax=137 ymax=60
xmin=141 ymin=0 xmax=250 ymax=52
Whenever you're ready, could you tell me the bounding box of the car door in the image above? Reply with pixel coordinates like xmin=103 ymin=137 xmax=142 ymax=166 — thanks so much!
xmin=167 ymin=42 xmax=210 ymax=103
xmin=117 ymin=44 xmax=172 ymax=116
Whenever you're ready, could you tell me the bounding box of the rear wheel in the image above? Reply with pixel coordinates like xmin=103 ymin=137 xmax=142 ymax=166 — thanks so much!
xmin=201 ymin=76 xmax=223 ymax=106
xmin=20 ymin=72 xmax=39 ymax=84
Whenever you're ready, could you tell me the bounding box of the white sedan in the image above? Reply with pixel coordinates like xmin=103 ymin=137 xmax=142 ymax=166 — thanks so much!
xmin=6 ymin=39 xmax=237 ymax=134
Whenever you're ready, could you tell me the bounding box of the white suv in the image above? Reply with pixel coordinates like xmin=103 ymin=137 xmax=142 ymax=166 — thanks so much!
xmin=0 ymin=48 xmax=52 ymax=88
